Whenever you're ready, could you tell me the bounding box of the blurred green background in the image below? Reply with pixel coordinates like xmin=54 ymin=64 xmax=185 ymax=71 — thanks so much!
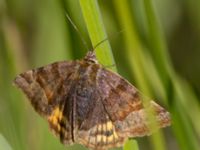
xmin=0 ymin=0 xmax=200 ymax=150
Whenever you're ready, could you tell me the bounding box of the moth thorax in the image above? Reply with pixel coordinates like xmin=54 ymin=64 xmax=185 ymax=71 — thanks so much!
xmin=84 ymin=51 xmax=98 ymax=64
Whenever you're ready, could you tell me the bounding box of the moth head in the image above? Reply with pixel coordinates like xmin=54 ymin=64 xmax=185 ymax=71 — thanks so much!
xmin=84 ymin=51 xmax=98 ymax=64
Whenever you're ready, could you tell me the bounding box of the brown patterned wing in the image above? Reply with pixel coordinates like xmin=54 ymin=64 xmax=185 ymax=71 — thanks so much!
xmin=97 ymin=68 xmax=171 ymax=139
xmin=76 ymin=94 xmax=124 ymax=150
xmin=14 ymin=60 xmax=79 ymax=145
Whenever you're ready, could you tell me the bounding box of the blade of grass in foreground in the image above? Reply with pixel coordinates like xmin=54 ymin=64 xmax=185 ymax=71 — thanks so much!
xmin=124 ymin=140 xmax=139 ymax=150
xmin=79 ymin=0 xmax=138 ymax=150
xmin=113 ymin=0 xmax=167 ymax=150
xmin=0 ymin=134 xmax=13 ymax=150
xmin=79 ymin=0 xmax=116 ymax=72
xmin=142 ymin=0 xmax=200 ymax=149
xmin=143 ymin=0 xmax=172 ymax=86
xmin=0 ymin=19 xmax=27 ymax=150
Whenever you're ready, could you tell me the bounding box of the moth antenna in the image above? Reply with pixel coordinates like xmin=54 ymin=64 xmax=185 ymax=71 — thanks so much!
xmin=92 ymin=30 xmax=124 ymax=52
xmin=65 ymin=13 xmax=89 ymax=51
xmin=92 ymin=38 xmax=109 ymax=52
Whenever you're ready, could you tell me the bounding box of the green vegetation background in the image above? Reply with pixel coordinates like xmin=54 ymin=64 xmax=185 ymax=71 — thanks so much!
xmin=0 ymin=0 xmax=200 ymax=150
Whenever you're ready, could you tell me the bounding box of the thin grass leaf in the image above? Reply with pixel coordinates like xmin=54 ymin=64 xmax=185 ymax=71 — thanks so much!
xmin=172 ymin=75 xmax=200 ymax=136
xmin=113 ymin=1 xmax=167 ymax=150
xmin=112 ymin=0 xmax=151 ymax=95
xmin=32 ymin=0 xmax=73 ymax=66
xmin=0 ymin=19 xmax=27 ymax=150
xmin=79 ymin=0 xmax=116 ymax=72
xmin=143 ymin=0 xmax=173 ymax=86
xmin=142 ymin=0 xmax=200 ymax=149
xmin=123 ymin=139 xmax=139 ymax=150
xmin=0 ymin=134 xmax=13 ymax=150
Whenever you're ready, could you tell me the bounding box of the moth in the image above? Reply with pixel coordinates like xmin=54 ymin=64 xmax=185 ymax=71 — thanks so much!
xmin=14 ymin=51 xmax=170 ymax=150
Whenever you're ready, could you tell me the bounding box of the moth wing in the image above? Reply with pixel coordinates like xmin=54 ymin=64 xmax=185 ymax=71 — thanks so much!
xmin=97 ymin=68 xmax=171 ymax=138
xmin=14 ymin=60 xmax=79 ymax=144
xmin=77 ymin=96 xmax=124 ymax=150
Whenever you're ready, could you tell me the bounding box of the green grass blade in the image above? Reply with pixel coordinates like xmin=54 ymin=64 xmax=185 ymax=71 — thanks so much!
xmin=113 ymin=1 xmax=166 ymax=150
xmin=113 ymin=0 xmax=151 ymax=94
xmin=79 ymin=0 xmax=116 ymax=72
xmin=0 ymin=134 xmax=13 ymax=150
xmin=32 ymin=0 xmax=73 ymax=66
xmin=0 ymin=20 xmax=27 ymax=150
xmin=142 ymin=0 xmax=172 ymax=85
xmin=142 ymin=0 xmax=200 ymax=149
xmin=123 ymin=139 xmax=139 ymax=150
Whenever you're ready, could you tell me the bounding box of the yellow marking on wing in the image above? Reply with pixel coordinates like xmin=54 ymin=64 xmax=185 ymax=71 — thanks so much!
xmin=106 ymin=131 xmax=118 ymax=143
xmin=102 ymin=135 xmax=107 ymax=143
xmin=107 ymin=121 xmax=113 ymax=130
xmin=98 ymin=123 xmax=102 ymax=134
xmin=82 ymin=119 xmax=121 ymax=147
xmin=102 ymin=123 xmax=106 ymax=132
xmin=107 ymin=135 xmax=114 ymax=142
xmin=97 ymin=135 xmax=102 ymax=143
xmin=95 ymin=131 xmax=119 ymax=143
xmin=48 ymin=107 xmax=63 ymax=131
xmin=113 ymin=130 xmax=118 ymax=139
xmin=96 ymin=121 xmax=119 ymax=144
